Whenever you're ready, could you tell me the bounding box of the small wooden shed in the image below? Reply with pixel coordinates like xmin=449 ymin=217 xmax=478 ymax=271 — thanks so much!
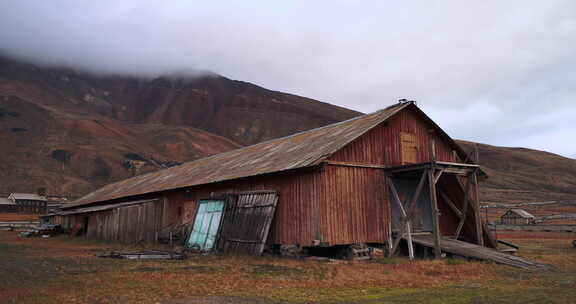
xmin=499 ymin=209 xmax=536 ymax=225
xmin=47 ymin=101 xmax=495 ymax=258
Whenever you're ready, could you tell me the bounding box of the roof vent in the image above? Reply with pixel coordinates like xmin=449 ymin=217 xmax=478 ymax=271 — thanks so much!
xmin=398 ymin=99 xmax=417 ymax=105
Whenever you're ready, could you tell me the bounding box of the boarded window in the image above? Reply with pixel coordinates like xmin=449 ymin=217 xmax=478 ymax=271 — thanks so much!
xmin=400 ymin=132 xmax=418 ymax=164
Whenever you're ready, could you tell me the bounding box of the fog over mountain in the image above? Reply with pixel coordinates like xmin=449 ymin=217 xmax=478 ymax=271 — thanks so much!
xmin=0 ymin=1 xmax=575 ymax=158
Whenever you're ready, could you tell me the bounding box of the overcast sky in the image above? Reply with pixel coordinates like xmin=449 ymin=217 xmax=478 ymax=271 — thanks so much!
xmin=1 ymin=1 xmax=574 ymax=158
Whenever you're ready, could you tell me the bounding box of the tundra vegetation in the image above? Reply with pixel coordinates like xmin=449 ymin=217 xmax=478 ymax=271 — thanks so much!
xmin=0 ymin=230 xmax=575 ymax=304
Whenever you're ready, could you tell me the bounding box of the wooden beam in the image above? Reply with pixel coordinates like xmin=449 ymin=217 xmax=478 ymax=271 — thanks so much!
xmin=442 ymin=168 xmax=473 ymax=175
xmin=427 ymin=168 xmax=442 ymax=258
xmin=407 ymin=170 xmax=427 ymax=218
xmin=472 ymin=171 xmax=484 ymax=246
xmin=406 ymin=221 xmax=414 ymax=260
xmin=455 ymin=175 xmax=472 ymax=239
xmin=323 ymin=160 xmax=386 ymax=169
xmin=387 ymin=177 xmax=405 ymax=257
xmin=438 ymin=189 xmax=463 ymax=219
xmin=433 ymin=169 xmax=445 ymax=184
xmin=389 ymin=217 xmax=406 ymax=257
xmin=387 ymin=177 xmax=415 ymax=259
xmin=387 ymin=178 xmax=407 ymax=217
xmin=434 ymin=161 xmax=480 ymax=168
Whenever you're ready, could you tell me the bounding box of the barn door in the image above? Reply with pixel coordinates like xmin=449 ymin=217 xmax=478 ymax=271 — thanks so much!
xmin=186 ymin=200 xmax=225 ymax=251
xmin=217 ymin=191 xmax=279 ymax=255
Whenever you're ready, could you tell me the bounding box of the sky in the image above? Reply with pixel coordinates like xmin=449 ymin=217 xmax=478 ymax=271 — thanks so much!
xmin=0 ymin=1 xmax=574 ymax=158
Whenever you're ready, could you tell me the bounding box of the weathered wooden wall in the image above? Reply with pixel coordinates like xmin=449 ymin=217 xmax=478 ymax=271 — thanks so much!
xmin=84 ymin=201 xmax=163 ymax=243
xmin=330 ymin=108 xmax=460 ymax=166
xmin=319 ymin=165 xmax=389 ymax=245
xmin=166 ymin=168 xmax=323 ymax=247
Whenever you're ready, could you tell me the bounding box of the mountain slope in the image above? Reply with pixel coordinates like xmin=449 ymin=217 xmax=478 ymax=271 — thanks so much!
xmin=1 ymin=55 xmax=575 ymax=204
xmin=458 ymin=140 xmax=576 ymax=203
xmin=0 ymin=55 xmax=359 ymax=146
xmin=0 ymin=55 xmax=360 ymax=196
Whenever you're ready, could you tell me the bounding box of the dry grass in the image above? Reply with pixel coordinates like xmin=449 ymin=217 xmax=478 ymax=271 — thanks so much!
xmin=1 ymin=231 xmax=575 ymax=304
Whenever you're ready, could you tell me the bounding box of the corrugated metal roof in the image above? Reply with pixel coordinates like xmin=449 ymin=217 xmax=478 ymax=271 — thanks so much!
xmin=8 ymin=193 xmax=47 ymax=201
xmin=0 ymin=197 xmax=14 ymax=205
xmin=44 ymin=199 xmax=159 ymax=217
xmin=510 ymin=209 xmax=535 ymax=218
xmin=67 ymin=102 xmax=411 ymax=208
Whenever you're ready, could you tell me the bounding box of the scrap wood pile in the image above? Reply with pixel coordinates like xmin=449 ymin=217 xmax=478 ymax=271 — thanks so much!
xmin=97 ymin=250 xmax=187 ymax=260
xmin=19 ymin=224 xmax=63 ymax=238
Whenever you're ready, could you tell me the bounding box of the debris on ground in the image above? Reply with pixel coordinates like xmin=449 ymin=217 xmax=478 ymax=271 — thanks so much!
xmin=18 ymin=224 xmax=63 ymax=238
xmin=97 ymin=250 xmax=187 ymax=260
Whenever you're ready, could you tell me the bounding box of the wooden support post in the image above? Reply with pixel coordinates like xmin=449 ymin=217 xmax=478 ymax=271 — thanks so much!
xmin=439 ymin=189 xmax=463 ymax=219
xmin=433 ymin=169 xmax=444 ymax=185
xmin=472 ymin=170 xmax=484 ymax=246
xmin=455 ymin=174 xmax=472 ymax=239
xmin=387 ymin=177 xmax=415 ymax=259
xmin=407 ymin=170 xmax=428 ymax=218
xmin=387 ymin=222 xmax=393 ymax=252
xmin=428 ymin=168 xmax=442 ymax=258
xmin=406 ymin=221 xmax=414 ymax=260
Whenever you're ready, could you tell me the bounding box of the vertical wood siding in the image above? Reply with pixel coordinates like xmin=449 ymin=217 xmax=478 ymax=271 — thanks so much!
xmin=76 ymin=201 xmax=163 ymax=243
xmin=319 ymin=165 xmax=389 ymax=245
xmin=166 ymin=168 xmax=322 ymax=247
xmin=329 ymin=107 xmax=460 ymax=165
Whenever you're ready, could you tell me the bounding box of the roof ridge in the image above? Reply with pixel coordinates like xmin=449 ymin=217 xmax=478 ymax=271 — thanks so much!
xmin=67 ymin=102 xmax=411 ymax=208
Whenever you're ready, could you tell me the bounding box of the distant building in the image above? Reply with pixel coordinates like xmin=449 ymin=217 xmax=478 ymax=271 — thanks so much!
xmin=0 ymin=196 xmax=19 ymax=213
xmin=8 ymin=193 xmax=47 ymax=214
xmin=499 ymin=209 xmax=536 ymax=225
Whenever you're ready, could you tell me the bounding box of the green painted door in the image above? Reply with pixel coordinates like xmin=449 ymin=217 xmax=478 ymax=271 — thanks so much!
xmin=186 ymin=200 xmax=225 ymax=251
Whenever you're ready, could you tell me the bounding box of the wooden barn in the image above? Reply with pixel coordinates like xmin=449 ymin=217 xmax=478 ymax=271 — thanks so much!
xmin=46 ymin=101 xmax=496 ymax=259
xmin=498 ymin=209 xmax=536 ymax=225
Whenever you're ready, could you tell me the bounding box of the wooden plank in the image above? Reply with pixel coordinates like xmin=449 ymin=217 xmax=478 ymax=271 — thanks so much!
xmin=406 ymin=171 xmax=427 ymax=219
xmin=428 ymin=168 xmax=441 ymax=258
xmin=472 ymin=171 xmax=484 ymax=246
xmin=387 ymin=178 xmax=407 ymax=218
xmin=322 ymin=160 xmax=387 ymax=169
xmin=217 ymin=191 xmax=279 ymax=255
xmin=439 ymin=189 xmax=463 ymax=218
xmin=455 ymin=175 xmax=472 ymax=239
xmin=433 ymin=169 xmax=444 ymax=184
xmin=435 ymin=161 xmax=480 ymax=168
xmin=405 ymin=221 xmax=414 ymax=260
xmin=411 ymin=235 xmax=549 ymax=270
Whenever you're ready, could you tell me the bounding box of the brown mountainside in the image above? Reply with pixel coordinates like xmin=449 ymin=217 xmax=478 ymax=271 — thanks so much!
xmin=0 ymin=56 xmax=359 ymax=196
xmin=458 ymin=141 xmax=576 ymax=203
xmin=1 ymin=55 xmax=575 ymax=203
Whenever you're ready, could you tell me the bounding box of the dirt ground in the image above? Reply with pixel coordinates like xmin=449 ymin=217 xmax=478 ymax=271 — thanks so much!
xmin=0 ymin=231 xmax=575 ymax=304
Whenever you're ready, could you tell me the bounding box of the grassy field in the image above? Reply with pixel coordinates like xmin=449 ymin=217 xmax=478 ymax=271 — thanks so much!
xmin=0 ymin=231 xmax=575 ymax=304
